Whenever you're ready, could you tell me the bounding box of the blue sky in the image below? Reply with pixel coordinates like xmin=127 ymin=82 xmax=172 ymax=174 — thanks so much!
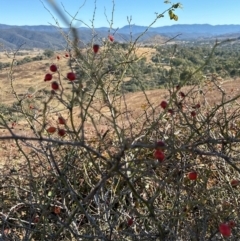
xmin=0 ymin=0 xmax=239 ymax=28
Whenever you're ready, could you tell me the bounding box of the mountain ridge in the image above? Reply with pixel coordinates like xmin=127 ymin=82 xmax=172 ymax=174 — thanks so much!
xmin=0 ymin=23 xmax=240 ymax=50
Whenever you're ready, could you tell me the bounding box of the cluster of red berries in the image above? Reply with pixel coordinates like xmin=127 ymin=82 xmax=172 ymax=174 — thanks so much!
xmin=160 ymin=100 xmax=175 ymax=115
xmin=44 ymin=64 xmax=76 ymax=91
xmin=154 ymin=140 xmax=165 ymax=162
xmin=159 ymin=86 xmax=201 ymax=117
xmin=92 ymin=36 xmax=113 ymax=54
xmin=56 ymin=53 xmax=69 ymax=60
xmin=47 ymin=116 xmax=66 ymax=137
xmin=160 ymin=99 xmax=200 ymax=117
xmin=190 ymin=103 xmax=201 ymax=117
xmin=43 ymin=63 xmax=76 ymax=137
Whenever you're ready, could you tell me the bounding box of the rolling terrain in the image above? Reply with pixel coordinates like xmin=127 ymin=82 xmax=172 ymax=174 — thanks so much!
xmin=0 ymin=23 xmax=240 ymax=50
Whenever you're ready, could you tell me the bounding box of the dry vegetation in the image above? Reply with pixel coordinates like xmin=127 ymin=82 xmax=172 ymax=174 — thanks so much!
xmin=1 ymin=69 xmax=240 ymax=240
xmin=1 ymin=2 xmax=240 ymax=240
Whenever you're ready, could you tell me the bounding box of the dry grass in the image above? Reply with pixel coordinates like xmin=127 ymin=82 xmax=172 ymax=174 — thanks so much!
xmin=0 ymin=49 xmax=43 ymax=63
xmin=135 ymin=47 xmax=157 ymax=62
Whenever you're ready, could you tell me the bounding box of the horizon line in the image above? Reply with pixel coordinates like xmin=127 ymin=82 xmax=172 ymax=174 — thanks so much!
xmin=1 ymin=23 xmax=240 ymax=29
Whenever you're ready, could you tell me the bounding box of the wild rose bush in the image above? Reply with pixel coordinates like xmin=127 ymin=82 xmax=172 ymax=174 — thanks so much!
xmin=1 ymin=2 xmax=240 ymax=240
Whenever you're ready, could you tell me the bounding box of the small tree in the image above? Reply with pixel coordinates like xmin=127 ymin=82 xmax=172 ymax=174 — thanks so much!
xmin=43 ymin=49 xmax=54 ymax=58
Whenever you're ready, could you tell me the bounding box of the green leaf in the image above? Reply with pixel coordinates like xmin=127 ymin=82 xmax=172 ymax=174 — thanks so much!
xmin=172 ymin=3 xmax=180 ymax=9
xmin=157 ymin=14 xmax=164 ymax=18
xmin=168 ymin=10 xmax=174 ymax=19
xmin=173 ymin=15 xmax=178 ymax=21
xmin=168 ymin=10 xmax=178 ymax=21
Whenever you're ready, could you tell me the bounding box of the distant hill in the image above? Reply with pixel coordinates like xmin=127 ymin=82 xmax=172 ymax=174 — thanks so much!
xmin=118 ymin=24 xmax=240 ymax=39
xmin=0 ymin=23 xmax=240 ymax=50
xmin=116 ymin=24 xmax=240 ymax=36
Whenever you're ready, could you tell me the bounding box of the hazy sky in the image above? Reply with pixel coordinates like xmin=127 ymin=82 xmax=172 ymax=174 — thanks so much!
xmin=0 ymin=0 xmax=239 ymax=28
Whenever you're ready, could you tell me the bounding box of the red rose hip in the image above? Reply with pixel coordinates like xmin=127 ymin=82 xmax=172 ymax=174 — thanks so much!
xmin=108 ymin=35 xmax=114 ymax=42
xmin=160 ymin=100 xmax=168 ymax=109
xmin=58 ymin=129 xmax=66 ymax=137
xmin=50 ymin=64 xmax=57 ymax=72
xmin=93 ymin=44 xmax=100 ymax=53
xmin=127 ymin=218 xmax=134 ymax=226
xmin=67 ymin=72 xmax=76 ymax=81
xmin=231 ymin=179 xmax=239 ymax=187
xmin=219 ymin=223 xmax=231 ymax=237
xmin=154 ymin=149 xmax=165 ymax=162
xmin=44 ymin=73 xmax=52 ymax=81
xmin=188 ymin=171 xmax=197 ymax=180
xmin=58 ymin=116 xmax=66 ymax=125
xmin=47 ymin=126 xmax=56 ymax=134
xmin=191 ymin=111 xmax=196 ymax=117
xmin=51 ymin=81 xmax=59 ymax=90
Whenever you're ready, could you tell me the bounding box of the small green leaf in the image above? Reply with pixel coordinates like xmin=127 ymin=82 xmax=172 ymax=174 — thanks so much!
xmin=173 ymin=3 xmax=180 ymax=9
xmin=157 ymin=14 xmax=164 ymax=18
xmin=168 ymin=10 xmax=174 ymax=19
xmin=169 ymin=10 xmax=178 ymax=21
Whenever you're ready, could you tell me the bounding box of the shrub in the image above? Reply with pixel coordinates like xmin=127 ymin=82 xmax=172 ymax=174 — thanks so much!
xmin=1 ymin=2 xmax=240 ymax=241
xmin=43 ymin=49 xmax=54 ymax=58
